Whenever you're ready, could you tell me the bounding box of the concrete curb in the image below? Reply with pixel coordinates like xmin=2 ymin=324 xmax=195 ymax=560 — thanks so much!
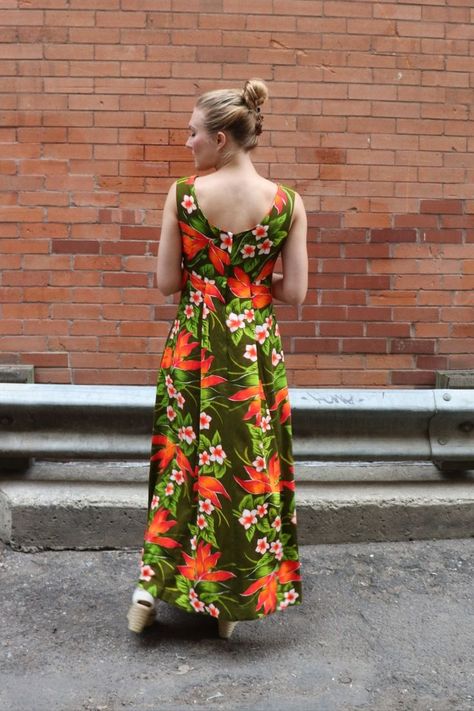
xmin=1 ymin=461 xmax=473 ymax=550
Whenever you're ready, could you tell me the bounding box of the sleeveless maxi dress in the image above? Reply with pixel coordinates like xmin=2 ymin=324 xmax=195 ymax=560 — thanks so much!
xmin=136 ymin=176 xmax=302 ymax=621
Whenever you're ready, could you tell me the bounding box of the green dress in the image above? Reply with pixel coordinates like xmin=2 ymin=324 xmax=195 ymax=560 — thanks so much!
xmin=137 ymin=176 xmax=302 ymax=621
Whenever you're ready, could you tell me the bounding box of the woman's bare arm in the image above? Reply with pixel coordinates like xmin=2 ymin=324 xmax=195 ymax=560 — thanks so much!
xmin=156 ymin=182 xmax=183 ymax=296
xmin=271 ymin=192 xmax=308 ymax=306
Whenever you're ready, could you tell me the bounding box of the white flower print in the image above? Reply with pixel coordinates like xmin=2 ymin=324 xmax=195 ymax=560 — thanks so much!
xmin=170 ymin=469 xmax=185 ymax=485
xmin=241 ymin=244 xmax=256 ymax=259
xmin=190 ymin=535 xmax=197 ymax=551
xmin=198 ymin=450 xmax=211 ymax=467
xmin=220 ymin=232 xmax=233 ymax=252
xmin=270 ymin=540 xmax=283 ymax=561
xmin=190 ymin=290 xmax=203 ymax=306
xmin=206 ymin=603 xmax=220 ymax=618
xmin=199 ymin=411 xmax=212 ymax=429
xmin=243 ymin=344 xmax=258 ymax=362
xmin=226 ymin=312 xmax=246 ymax=332
xmin=202 ymin=302 xmax=210 ymax=319
xmin=165 ymin=482 xmax=174 ymax=496
xmin=260 ymin=415 xmax=271 ymax=432
xmin=189 ymin=587 xmax=198 ymax=600
xmin=255 ymin=324 xmax=269 ymax=345
xmin=244 ymin=308 xmax=255 ymax=322
xmin=139 ymin=564 xmax=154 ymax=582
xmin=239 ymin=508 xmax=258 ymax=530
xmin=209 ymin=443 xmax=226 ymax=464
xmin=151 ymin=495 xmax=160 ymax=509
xmin=253 ymin=455 xmax=266 ymax=472
xmin=184 ymin=304 xmax=194 ymax=319
xmin=166 ymin=405 xmax=176 ymax=421
xmin=170 ymin=319 xmax=180 ymax=337
xmin=191 ymin=597 xmax=206 ymax=612
xmin=255 ymin=537 xmax=270 ymax=555
xmin=175 ymin=392 xmax=185 ymax=409
xmin=196 ymin=513 xmax=207 ymax=530
xmin=284 ymin=589 xmax=299 ymax=605
xmin=252 ymin=224 xmax=268 ymax=240
xmin=271 ymin=515 xmax=282 ymax=533
xmin=167 ymin=383 xmax=177 ymax=398
xmin=256 ymin=503 xmax=268 ymax=518
xmin=258 ymin=238 xmax=273 ymax=255
xmin=272 ymin=348 xmax=282 ymax=367
xmin=178 ymin=425 xmax=196 ymax=444
xmin=199 ymin=498 xmax=215 ymax=515
xmin=181 ymin=194 xmax=197 ymax=214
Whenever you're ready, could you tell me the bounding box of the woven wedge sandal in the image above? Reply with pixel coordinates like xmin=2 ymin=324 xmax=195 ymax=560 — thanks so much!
xmin=127 ymin=600 xmax=155 ymax=633
xmin=218 ymin=620 xmax=237 ymax=639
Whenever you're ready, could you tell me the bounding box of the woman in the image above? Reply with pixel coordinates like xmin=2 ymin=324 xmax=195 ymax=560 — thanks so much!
xmin=128 ymin=79 xmax=308 ymax=639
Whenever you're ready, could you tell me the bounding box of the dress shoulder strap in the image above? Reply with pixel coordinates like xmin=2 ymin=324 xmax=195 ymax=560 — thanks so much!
xmin=175 ymin=176 xmax=198 ymax=222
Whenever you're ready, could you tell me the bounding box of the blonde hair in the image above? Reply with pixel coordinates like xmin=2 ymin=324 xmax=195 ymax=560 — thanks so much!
xmin=196 ymin=79 xmax=269 ymax=151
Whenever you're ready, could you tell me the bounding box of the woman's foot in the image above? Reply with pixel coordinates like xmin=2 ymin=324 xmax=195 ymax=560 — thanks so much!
xmin=127 ymin=589 xmax=156 ymax=633
xmin=218 ymin=620 xmax=237 ymax=639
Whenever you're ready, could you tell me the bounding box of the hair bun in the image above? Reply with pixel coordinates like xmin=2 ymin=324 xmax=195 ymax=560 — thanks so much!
xmin=242 ymin=78 xmax=269 ymax=111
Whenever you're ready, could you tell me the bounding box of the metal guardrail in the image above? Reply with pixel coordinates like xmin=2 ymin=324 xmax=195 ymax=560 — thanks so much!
xmin=0 ymin=384 xmax=473 ymax=470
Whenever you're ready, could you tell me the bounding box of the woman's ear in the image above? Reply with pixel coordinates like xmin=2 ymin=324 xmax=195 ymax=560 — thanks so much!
xmin=216 ymin=131 xmax=227 ymax=150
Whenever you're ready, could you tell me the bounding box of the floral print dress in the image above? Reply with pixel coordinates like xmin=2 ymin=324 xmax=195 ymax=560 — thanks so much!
xmin=137 ymin=175 xmax=302 ymax=621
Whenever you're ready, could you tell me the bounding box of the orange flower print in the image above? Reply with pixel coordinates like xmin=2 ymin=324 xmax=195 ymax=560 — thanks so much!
xmin=242 ymin=560 xmax=302 ymax=615
xmin=150 ymin=434 xmax=177 ymax=471
xmin=193 ymin=476 xmax=231 ymax=509
xmin=234 ymin=453 xmax=295 ymax=495
xmin=145 ymin=507 xmax=181 ymax=548
xmin=177 ymin=541 xmax=235 ymax=583
xmin=188 ymin=273 xmax=225 ymax=314
xmin=269 ymin=385 xmax=291 ymax=424
xmin=273 ymin=185 xmax=288 ymax=215
xmin=200 ymin=350 xmax=227 ymax=388
xmin=161 ymin=330 xmax=201 ymax=371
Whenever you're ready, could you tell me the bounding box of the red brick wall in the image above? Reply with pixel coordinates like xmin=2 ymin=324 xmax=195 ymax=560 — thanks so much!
xmin=1 ymin=0 xmax=473 ymax=387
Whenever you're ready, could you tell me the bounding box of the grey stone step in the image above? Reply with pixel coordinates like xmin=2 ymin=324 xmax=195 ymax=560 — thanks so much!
xmin=1 ymin=461 xmax=473 ymax=551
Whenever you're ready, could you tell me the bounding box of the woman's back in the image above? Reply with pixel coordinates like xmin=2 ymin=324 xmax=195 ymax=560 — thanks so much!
xmin=193 ymin=172 xmax=280 ymax=235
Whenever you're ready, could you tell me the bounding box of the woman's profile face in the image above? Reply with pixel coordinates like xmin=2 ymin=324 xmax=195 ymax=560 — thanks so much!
xmin=186 ymin=108 xmax=219 ymax=171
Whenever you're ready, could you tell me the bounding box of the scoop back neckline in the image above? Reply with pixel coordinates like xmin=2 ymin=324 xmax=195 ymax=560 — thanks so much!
xmin=190 ymin=175 xmax=280 ymax=236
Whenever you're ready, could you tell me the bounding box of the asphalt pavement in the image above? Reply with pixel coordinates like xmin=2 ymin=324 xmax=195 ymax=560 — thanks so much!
xmin=1 ymin=539 xmax=473 ymax=711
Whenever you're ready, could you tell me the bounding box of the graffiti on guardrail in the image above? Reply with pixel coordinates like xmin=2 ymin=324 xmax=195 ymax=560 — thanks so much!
xmin=301 ymin=393 xmax=366 ymax=406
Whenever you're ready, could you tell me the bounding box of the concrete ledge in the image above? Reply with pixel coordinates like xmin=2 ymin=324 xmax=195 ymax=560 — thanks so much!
xmin=1 ymin=462 xmax=473 ymax=551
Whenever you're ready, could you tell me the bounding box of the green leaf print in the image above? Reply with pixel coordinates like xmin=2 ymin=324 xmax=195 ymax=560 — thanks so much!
xmin=176 ymin=575 xmax=191 ymax=595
